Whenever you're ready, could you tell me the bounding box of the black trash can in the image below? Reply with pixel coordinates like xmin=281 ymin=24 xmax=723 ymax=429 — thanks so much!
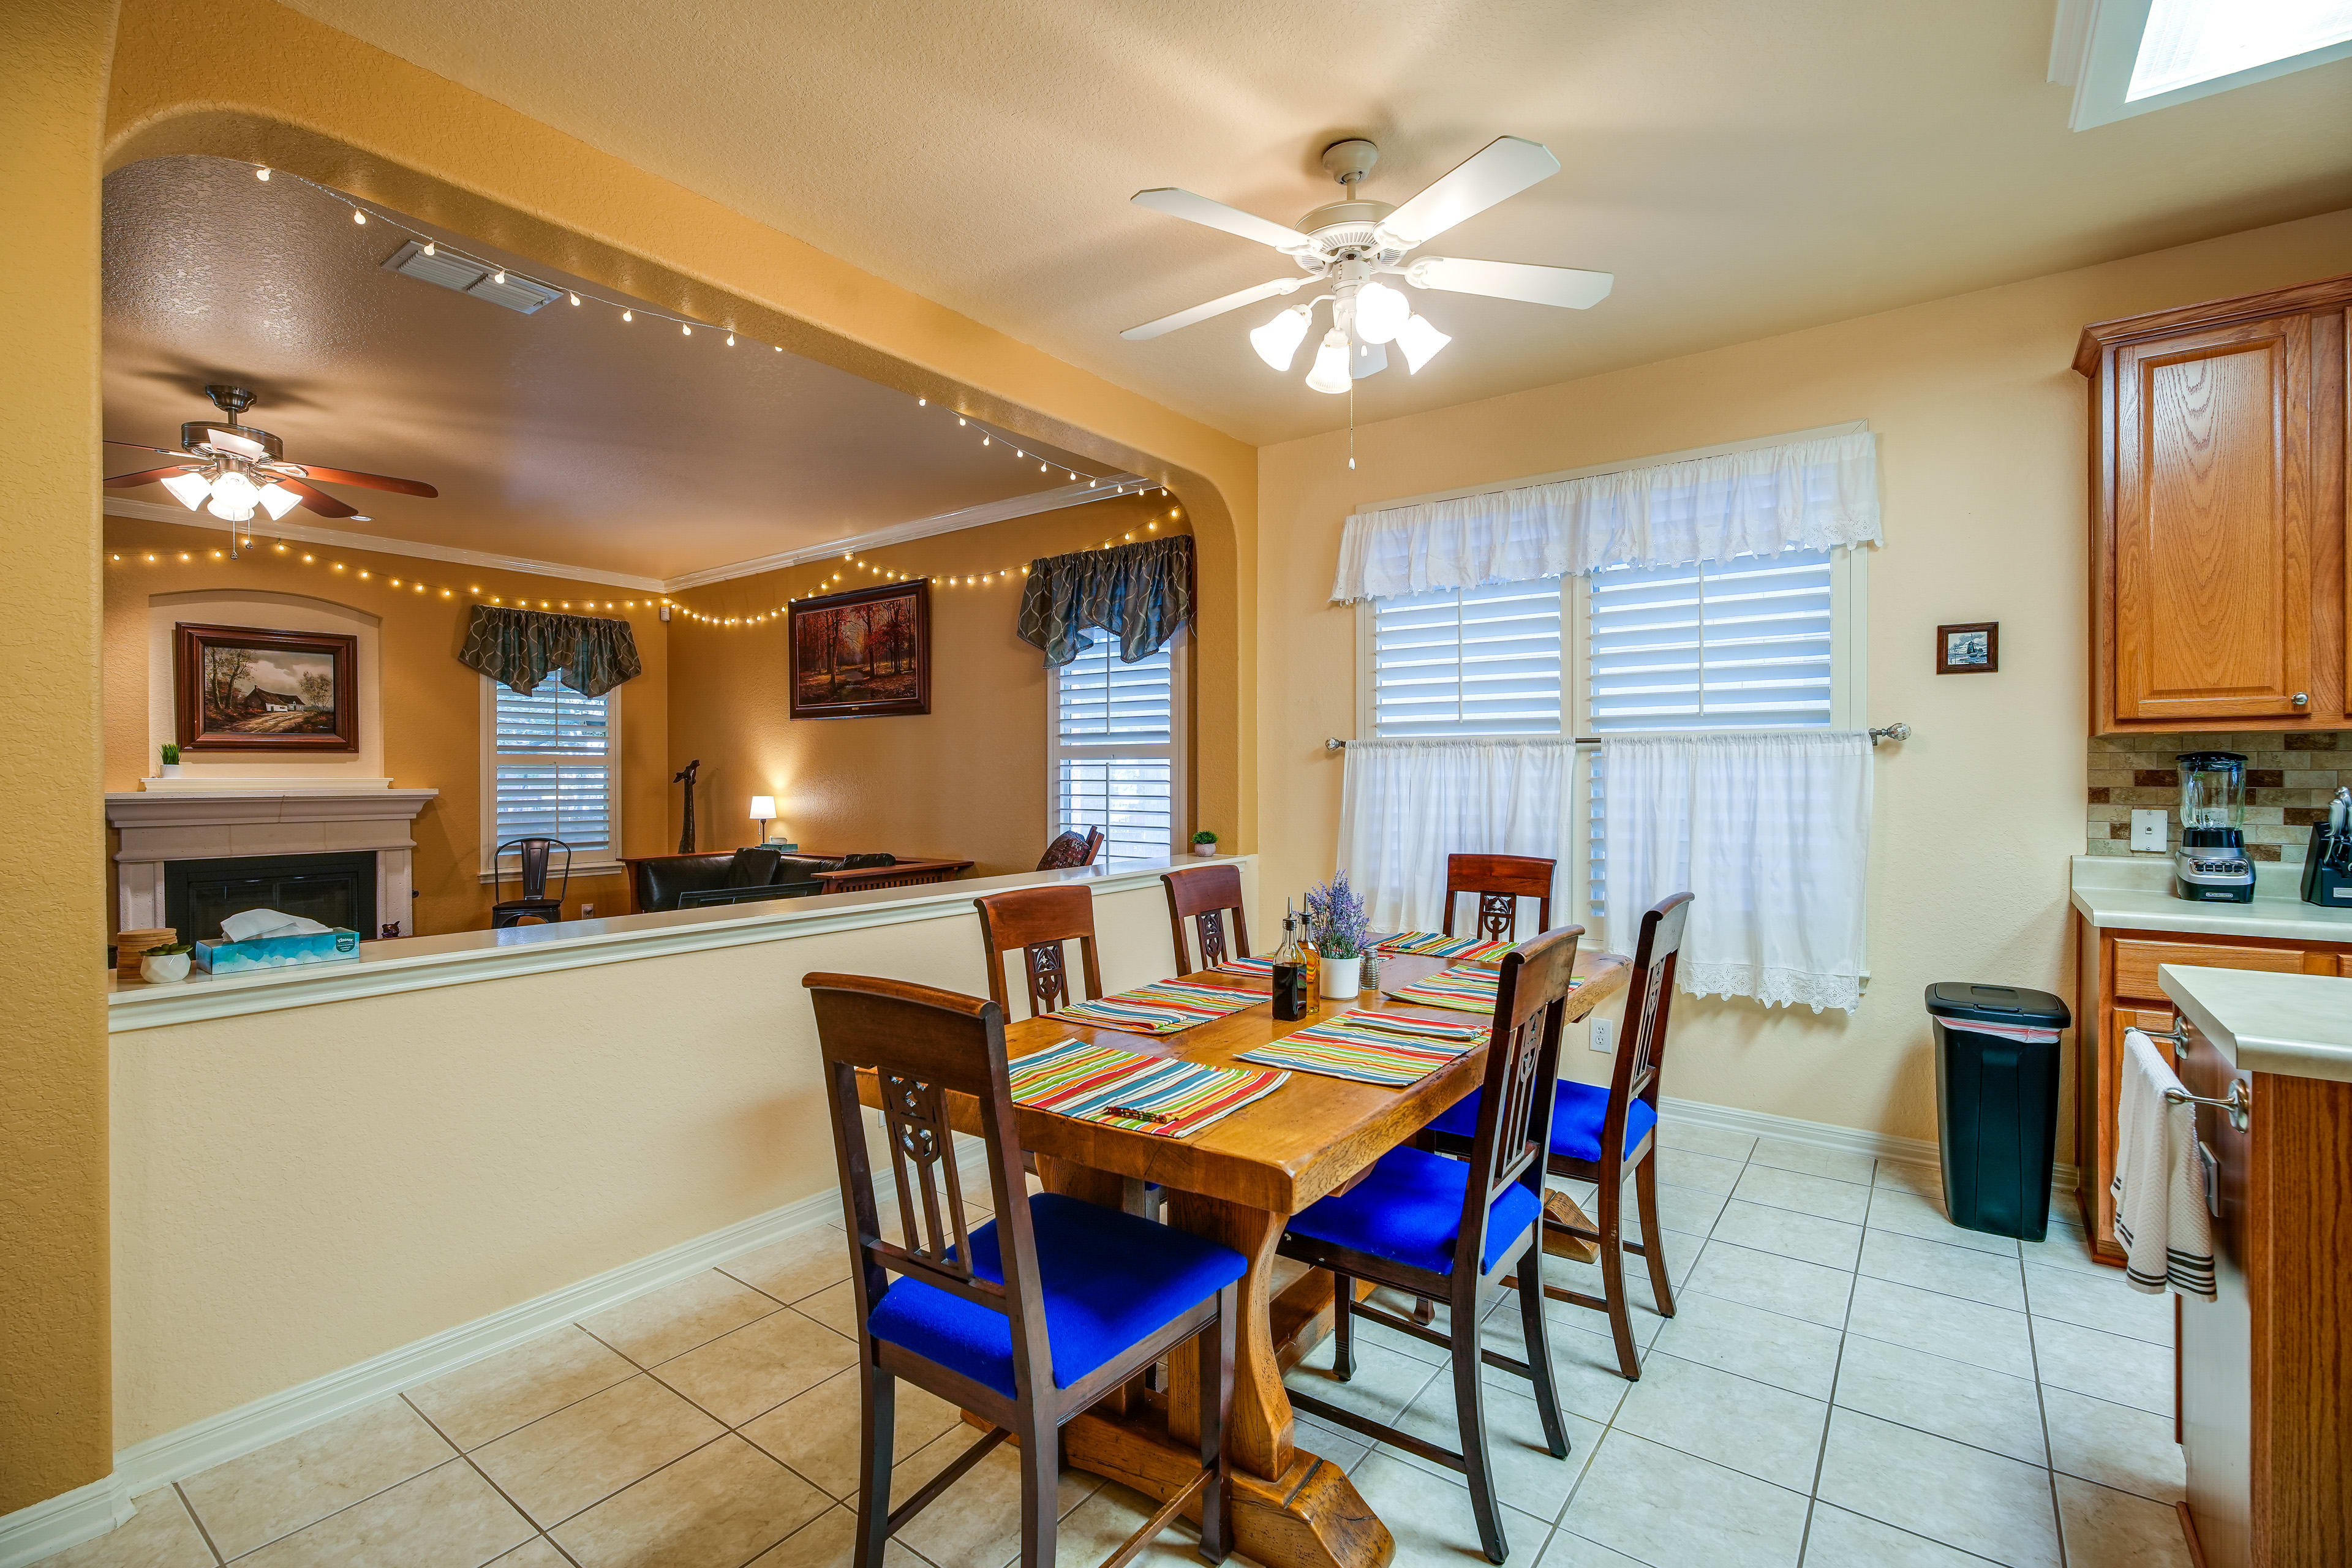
xmin=1927 ymin=981 xmax=2071 ymax=1242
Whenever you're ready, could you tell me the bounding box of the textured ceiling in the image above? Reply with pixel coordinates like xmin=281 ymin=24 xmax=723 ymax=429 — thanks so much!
xmin=102 ymin=157 xmax=1107 ymax=580
xmin=276 ymin=0 xmax=2352 ymax=446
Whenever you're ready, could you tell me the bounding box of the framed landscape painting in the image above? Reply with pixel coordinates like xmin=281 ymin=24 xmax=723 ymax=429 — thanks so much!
xmin=173 ymin=622 xmax=360 ymax=751
xmin=789 ymin=580 xmax=931 ymax=719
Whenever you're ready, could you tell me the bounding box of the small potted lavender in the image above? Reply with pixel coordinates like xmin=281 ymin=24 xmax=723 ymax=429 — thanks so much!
xmin=1305 ymin=872 xmax=1369 ymax=1000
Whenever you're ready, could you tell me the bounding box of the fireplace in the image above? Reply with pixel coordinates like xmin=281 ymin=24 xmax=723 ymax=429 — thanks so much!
xmin=165 ymin=851 xmax=378 ymax=943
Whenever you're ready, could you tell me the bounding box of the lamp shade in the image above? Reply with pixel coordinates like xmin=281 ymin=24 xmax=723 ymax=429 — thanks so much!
xmin=1304 ymin=330 xmax=1352 ymax=394
xmin=1395 ymin=313 xmax=1452 ymax=374
xmin=748 ymin=796 xmax=777 ymax=821
xmin=159 ymin=471 xmax=211 ymax=510
xmin=1248 ymin=305 xmax=1311 ymax=371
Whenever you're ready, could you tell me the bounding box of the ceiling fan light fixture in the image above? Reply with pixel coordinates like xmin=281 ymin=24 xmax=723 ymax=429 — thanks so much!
xmin=1304 ymin=330 xmax=1352 ymax=394
xmin=1248 ymin=304 xmax=1311 ymax=371
xmin=1395 ymin=312 xmax=1452 ymax=374
xmin=256 ymin=481 xmax=303 ymax=521
xmin=159 ymin=471 xmax=211 ymax=510
xmin=205 ymin=469 xmax=260 ymax=521
xmin=1352 ymin=281 xmax=1411 ymax=344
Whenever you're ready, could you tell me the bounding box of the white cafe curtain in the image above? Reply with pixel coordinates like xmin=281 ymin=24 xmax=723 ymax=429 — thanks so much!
xmin=1602 ymin=731 xmax=1872 ymax=1013
xmin=1338 ymin=739 xmax=1576 ymax=933
xmin=1330 ymin=431 xmax=1880 ymax=603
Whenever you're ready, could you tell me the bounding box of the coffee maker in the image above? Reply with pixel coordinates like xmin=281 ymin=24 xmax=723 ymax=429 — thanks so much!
xmin=2174 ymin=751 xmax=2254 ymax=903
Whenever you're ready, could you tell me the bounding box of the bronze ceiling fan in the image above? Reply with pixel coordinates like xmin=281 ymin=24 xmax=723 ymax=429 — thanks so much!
xmin=105 ymin=385 xmax=438 ymax=526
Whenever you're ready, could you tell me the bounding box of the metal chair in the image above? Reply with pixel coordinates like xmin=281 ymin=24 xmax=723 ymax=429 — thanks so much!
xmin=1277 ymin=926 xmax=1583 ymax=1564
xmin=1441 ymin=853 xmax=1555 ymax=941
xmin=973 ymin=884 xmax=1103 ymax=1019
xmin=490 ymin=837 xmax=573 ymax=928
xmin=804 ymin=971 xmax=1239 ymax=1568
xmin=1162 ymin=863 xmax=1250 ymax=973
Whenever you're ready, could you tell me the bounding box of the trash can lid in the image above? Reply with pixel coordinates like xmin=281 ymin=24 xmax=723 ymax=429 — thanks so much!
xmin=1925 ymin=981 xmax=2070 ymax=1028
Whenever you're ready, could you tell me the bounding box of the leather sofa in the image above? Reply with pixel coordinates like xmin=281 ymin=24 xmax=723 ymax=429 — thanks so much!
xmin=627 ymin=848 xmax=897 ymax=913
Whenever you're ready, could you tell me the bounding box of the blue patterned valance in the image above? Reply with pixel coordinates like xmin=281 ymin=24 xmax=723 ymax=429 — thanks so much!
xmin=458 ymin=606 xmax=643 ymax=696
xmin=1017 ymin=535 xmax=1194 ymax=668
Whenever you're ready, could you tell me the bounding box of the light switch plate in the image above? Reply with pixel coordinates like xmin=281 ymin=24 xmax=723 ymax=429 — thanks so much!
xmin=2130 ymin=809 xmax=2169 ymax=852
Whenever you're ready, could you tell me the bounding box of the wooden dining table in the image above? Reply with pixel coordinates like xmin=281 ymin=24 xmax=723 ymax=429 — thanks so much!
xmin=862 ymin=944 xmax=1630 ymax=1568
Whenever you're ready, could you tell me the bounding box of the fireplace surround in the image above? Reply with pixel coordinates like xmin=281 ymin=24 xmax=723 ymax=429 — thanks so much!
xmin=107 ymin=786 xmax=438 ymax=939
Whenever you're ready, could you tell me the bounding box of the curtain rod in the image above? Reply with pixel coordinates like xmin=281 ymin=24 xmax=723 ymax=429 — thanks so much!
xmin=1324 ymin=723 xmax=1910 ymax=750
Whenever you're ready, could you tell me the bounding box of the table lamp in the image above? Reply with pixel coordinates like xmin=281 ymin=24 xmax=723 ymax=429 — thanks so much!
xmin=749 ymin=796 xmax=777 ymax=844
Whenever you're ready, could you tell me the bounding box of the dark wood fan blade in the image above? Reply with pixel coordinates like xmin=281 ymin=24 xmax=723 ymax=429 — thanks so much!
xmin=105 ymin=466 xmax=198 ymax=486
xmin=280 ymin=478 xmax=358 ymax=518
xmin=107 ymin=439 xmax=192 ymax=453
xmin=288 ymin=465 xmax=438 ymax=499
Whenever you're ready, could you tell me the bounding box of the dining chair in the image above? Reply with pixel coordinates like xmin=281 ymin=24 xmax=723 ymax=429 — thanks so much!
xmin=1275 ymin=925 xmax=1581 ymax=1564
xmin=1036 ymin=826 xmax=1106 ymax=871
xmin=805 ymin=971 xmax=1241 ymax=1568
xmin=1419 ymin=892 xmax=1692 ymax=1380
xmin=1441 ymin=853 xmax=1554 ymax=942
xmin=1162 ymin=863 xmax=1250 ymax=974
xmin=490 ymin=837 xmax=573 ymax=928
xmin=974 ymin=884 xmax=1104 ymax=1019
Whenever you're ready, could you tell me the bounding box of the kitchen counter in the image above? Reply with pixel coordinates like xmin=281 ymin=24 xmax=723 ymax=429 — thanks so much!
xmin=2070 ymin=854 xmax=2352 ymax=943
xmin=2160 ymin=963 xmax=2352 ymax=1084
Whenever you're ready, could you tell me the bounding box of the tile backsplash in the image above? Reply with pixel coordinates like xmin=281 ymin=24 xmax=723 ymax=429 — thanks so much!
xmin=2087 ymin=731 xmax=2350 ymax=862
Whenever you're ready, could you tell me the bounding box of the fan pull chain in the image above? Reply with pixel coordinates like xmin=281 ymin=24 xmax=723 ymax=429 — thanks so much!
xmin=1348 ymin=382 xmax=1357 ymax=471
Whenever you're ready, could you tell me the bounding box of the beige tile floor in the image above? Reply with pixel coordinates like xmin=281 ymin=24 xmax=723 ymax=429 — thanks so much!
xmin=41 ymin=1125 xmax=2191 ymax=1568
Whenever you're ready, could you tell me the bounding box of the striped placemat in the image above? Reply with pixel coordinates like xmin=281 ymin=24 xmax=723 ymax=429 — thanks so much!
xmin=1050 ymin=978 xmax=1265 ymax=1035
xmin=1214 ymin=956 xmax=1277 ymax=979
xmin=1386 ymin=966 xmax=1586 ymax=1014
xmin=1376 ymin=931 xmax=1520 ymax=962
xmin=1008 ymin=1038 xmax=1287 ymax=1137
xmin=1235 ymin=1011 xmax=1484 ymax=1086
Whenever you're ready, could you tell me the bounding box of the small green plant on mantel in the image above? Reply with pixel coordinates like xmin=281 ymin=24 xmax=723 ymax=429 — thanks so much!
xmin=159 ymin=742 xmax=180 ymax=766
xmin=1192 ymin=830 xmax=1218 ymax=846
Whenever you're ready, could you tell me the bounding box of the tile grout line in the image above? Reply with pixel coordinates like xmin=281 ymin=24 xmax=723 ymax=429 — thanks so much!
xmin=170 ymin=1480 xmax=228 ymax=1566
xmin=399 ymin=1392 xmax=567 ymax=1564
xmin=2024 ymin=1275 xmax=2070 ymax=1568
xmin=177 ymin=1417 xmax=470 ymax=1564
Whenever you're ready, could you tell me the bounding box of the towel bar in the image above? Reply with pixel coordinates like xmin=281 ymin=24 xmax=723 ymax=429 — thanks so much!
xmin=2165 ymin=1079 xmax=2251 ymax=1133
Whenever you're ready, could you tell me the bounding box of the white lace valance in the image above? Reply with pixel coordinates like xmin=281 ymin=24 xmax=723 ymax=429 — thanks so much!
xmin=1330 ymin=430 xmax=1882 ymax=603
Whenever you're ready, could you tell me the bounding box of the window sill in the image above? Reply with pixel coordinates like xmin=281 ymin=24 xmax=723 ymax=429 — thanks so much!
xmin=475 ymin=859 xmax=627 ymax=886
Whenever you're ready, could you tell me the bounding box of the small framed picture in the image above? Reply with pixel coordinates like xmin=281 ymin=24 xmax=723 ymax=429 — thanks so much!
xmin=1937 ymin=622 xmax=1999 ymax=675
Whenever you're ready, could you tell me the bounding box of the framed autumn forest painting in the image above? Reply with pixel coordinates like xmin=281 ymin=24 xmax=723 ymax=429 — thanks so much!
xmin=173 ymin=622 xmax=360 ymax=752
xmin=788 ymin=580 xmax=931 ymax=719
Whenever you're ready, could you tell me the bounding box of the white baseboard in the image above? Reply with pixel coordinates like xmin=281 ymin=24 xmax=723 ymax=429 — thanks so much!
xmin=1659 ymin=1096 xmax=2079 ymax=1199
xmin=0 ymin=1475 xmax=134 ymax=1568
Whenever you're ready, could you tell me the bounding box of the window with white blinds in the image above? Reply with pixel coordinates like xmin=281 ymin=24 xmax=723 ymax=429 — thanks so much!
xmin=1365 ymin=579 xmax=1565 ymax=737
xmin=1047 ymin=631 xmax=1186 ymax=872
xmin=484 ymin=673 xmax=618 ymax=861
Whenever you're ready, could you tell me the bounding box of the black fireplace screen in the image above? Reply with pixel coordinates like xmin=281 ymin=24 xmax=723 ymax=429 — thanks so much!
xmin=164 ymin=852 xmax=377 ymax=943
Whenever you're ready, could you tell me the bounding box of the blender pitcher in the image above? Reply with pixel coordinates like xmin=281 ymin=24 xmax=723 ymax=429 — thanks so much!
xmin=2174 ymin=751 xmax=2253 ymax=903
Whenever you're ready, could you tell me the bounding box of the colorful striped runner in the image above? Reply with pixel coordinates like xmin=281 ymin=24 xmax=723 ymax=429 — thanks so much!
xmin=1376 ymin=931 xmax=1520 ymax=962
xmin=1050 ymin=978 xmax=1265 ymax=1036
xmin=1008 ymin=1038 xmax=1287 ymax=1137
xmin=1235 ymin=1011 xmax=1483 ymax=1087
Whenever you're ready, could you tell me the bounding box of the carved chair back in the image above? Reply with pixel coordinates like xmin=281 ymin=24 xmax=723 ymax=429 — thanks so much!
xmin=1441 ymin=852 xmax=1555 ymax=941
xmin=1161 ymin=863 xmax=1251 ymax=973
xmin=803 ymin=973 xmax=1052 ymax=1403
xmin=973 ymin=883 xmax=1104 ymax=1019
xmin=1450 ymin=923 xmax=1580 ymax=1275
xmin=1036 ymin=826 xmax=1106 ymax=871
xmin=1601 ymin=893 xmax=1692 ymax=1159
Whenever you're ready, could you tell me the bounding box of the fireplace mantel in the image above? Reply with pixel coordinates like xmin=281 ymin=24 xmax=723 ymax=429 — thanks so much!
xmin=107 ymin=786 xmax=439 ymax=937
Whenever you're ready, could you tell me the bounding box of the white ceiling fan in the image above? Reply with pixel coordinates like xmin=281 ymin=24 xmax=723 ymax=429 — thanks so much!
xmin=1121 ymin=136 xmax=1613 ymax=393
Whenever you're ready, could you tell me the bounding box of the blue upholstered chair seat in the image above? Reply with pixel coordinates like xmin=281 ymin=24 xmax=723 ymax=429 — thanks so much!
xmin=865 ymin=1193 xmax=1246 ymax=1400
xmin=1427 ymin=1080 xmax=1657 ymax=1165
xmin=1283 ymin=1145 xmax=1541 ymax=1277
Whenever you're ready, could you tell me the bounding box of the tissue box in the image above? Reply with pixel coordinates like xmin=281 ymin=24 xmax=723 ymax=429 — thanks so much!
xmin=194 ymin=927 xmax=363 ymax=974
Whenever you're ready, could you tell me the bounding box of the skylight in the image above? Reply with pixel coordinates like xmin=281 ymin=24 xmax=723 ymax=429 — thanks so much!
xmin=2129 ymin=0 xmax=2352 ymax=99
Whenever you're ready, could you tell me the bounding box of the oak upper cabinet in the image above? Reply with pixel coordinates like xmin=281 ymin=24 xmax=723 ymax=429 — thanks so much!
xmin=2078 ymin=274 xmax=2350 ymax=734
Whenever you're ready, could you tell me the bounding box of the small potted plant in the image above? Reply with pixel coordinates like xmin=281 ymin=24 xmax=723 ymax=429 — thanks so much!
xmin=1191 ymin=829 xmax=1219 ymax=858
xmin=158 ymin=742 xmax=183 ymax=778
xmin=138 ymin=942 xmax=194 ymax=984
xmin=1305 ymin=872 xmax=1369 ymax=999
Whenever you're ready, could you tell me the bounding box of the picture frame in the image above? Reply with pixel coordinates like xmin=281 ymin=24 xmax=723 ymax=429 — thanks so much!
xmin=174 ymin=622 xmax=360 ymax=752
xmin=1936 ymin=621 xmax=1999 ymax=675
xmin=788 ymin=579 xmax=931 ymax=719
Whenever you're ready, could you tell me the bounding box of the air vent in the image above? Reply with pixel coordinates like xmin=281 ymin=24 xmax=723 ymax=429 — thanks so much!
xmin=382 ymin=240 xmax=562 ymax=314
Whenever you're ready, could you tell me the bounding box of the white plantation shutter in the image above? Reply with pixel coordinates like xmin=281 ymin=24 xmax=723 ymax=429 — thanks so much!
xmin=1369 ymin=579 xmax=1564 ymax=737
xmin=1049 ymin=631 xmax=1185 ymax=872
xmin=489 ymin=673 xmax=616 ymax=855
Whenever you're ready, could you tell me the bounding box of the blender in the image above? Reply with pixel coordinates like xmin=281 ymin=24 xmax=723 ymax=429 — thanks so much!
xmin=2174 ymin=751 xmax=2254 ymax=903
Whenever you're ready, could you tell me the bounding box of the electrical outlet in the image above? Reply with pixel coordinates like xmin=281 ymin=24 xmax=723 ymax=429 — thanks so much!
xmin=2130 ymin=809 xmax=2169 ymax=853
xmin=1590 ymin=1016 xmax=1614 ymax=1054
xmin=581 ymin=902 xmax=595 ymax=919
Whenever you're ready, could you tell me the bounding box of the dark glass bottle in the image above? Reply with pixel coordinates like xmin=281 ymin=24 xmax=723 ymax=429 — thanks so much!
xmin=1270 ymin=911 xmax=1308 ymax=1022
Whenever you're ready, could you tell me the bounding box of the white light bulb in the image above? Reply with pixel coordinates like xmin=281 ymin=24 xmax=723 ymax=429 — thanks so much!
xmin=1395 ymin=313 xmax=1452 ymax=374
xmin=1248 ymin=305 xmax=1311 ymax=371
xmin=352 ymin=209 xmax=366 ymax=225
xmin=257 ymin=481 xmax=302 ymax=521
xmin=681 ymin=323 xmax=692 ymax=336
xmin=569 ymin=292 xmax=581 ymax=306
xmin=492 ymin=269 xmax=505 ymax=284
xmin=918 ymin=397 xmax=925 ymax=405
xmin=160 ymin=471 xmax=210 ymax=510
xmin=255 ymin=167 xmax=270 ymax=181
xmin=422 ymin=242 xmax=435 ymax=255
xmin=205 ymin=469 xmax=260 ymax=522
xmin=726 ymin=333 xmax=736 ymax=346
xmin=1304 ymin=330 xmax=1352 ymax=394
xmin=622 ymin=309 xmax=633 ymax=322
xmin=1352 ymin=281 xmax=1411 ymax=344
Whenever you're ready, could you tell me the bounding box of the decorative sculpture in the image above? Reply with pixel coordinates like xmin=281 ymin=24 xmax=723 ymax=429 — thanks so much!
xmin=673 ymin=758 xmax=701 ymax=853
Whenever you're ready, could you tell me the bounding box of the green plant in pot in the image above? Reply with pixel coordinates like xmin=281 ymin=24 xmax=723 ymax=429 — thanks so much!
xmin=158 ymin=741 xmax=183 ymax=777
xmin=1191 ymin=829 xmax=1219 ymax=858
xmin=138 ymin=941 xmax=194 ymax=984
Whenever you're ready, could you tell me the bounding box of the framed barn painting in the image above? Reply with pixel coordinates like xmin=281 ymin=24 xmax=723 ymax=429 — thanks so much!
xmin=173 ymin=622 xmax=360 ymax=752
xmin=788 ymin=580 xmax=931 ymax=719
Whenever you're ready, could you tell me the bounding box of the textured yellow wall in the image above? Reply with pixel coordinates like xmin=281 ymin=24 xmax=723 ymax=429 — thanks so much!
xmin=0 ymin=0 xmax=121 ymax=1515
xmin=665 ymin=491 xmax=1191 ymax=873
xmin=1256 ymin=205 xmax=2352 ymax=1156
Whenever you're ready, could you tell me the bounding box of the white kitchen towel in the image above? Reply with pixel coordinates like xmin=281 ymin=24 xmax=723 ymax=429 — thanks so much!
xmin=2111 ymin=1027 xmax=2217 ymax=1299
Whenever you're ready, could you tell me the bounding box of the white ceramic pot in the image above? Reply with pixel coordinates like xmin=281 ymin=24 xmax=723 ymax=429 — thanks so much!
xmin=140 ymin=951 xmax=192 ymax=984
xmin=1321 ymin=954 xmax=1362 ymax=1000
xmin=1192 ymin=843 xmax=1218 ymax=857
xmin=159 ymin=763 xmax=183 ymax=778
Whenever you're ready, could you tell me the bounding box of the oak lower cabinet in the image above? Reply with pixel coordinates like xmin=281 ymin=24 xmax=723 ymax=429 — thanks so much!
xmin=2076 ymin=273 xmax=2351 ymax=734
xmin=2075 ymin=928 xmax=2350 ymax=1264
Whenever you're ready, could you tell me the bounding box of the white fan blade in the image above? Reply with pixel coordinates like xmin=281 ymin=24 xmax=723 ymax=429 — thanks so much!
xmin=1350 ymin=340 xmax=1389 ymax=379
xmin=1375 ymin=137 xmax=1561 ymax=249
xmin=1408 ymin=257 xmax=1613 ymax=309
xmin=1120 ymin=276 xmax=1303 ymax=341
xmin=203 ymin=426 xmax=270 ymax=458
xmin=1131 ymin=188 xmax=1311 ymax=251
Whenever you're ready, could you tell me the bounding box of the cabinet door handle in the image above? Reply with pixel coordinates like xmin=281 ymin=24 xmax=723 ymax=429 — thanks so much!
xmin=2292 ymin=692 xmax=2310 ymax=707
